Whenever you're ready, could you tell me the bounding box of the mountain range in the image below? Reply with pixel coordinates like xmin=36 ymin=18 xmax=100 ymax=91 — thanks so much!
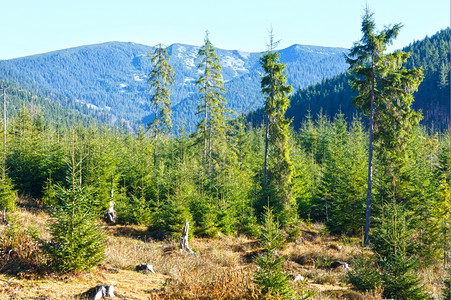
xmin=281 ymin=28 xmax=450 ymax=130
xmin=0 ymin=42 xmax=348 ymax=130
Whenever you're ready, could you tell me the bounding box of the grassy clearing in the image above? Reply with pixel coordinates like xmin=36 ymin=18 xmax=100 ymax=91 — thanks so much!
xmin=0 ymin=206 xmax=446 ymax=299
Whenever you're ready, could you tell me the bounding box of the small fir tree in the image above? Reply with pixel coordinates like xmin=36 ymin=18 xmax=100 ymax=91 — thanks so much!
xmin=0 ymin=164 xmax=16 ymax=212
xmin=349 ymin=202 xmax=427 ymax=299
xmin=254 ymin=207 xmax=293 ymax=298
xmin=44 ymin=132 xmax=106 ymax=273
xmin=372 ymin=203 xmax=427 ymax=299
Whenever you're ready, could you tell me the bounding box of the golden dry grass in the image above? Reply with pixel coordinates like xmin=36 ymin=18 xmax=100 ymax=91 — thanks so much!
xmin=0 ymin=206 xmax=447 ymax=299
xmin=0 ymin=268 xmax=168 ymax=299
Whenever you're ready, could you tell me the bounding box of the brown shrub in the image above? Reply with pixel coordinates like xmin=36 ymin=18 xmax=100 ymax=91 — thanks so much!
xmin=0 ymin=224 xmax=46 ymax=274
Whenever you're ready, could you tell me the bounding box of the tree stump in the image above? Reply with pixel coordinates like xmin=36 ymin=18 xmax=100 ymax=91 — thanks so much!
xmin=180 ymin=220 xmax=196 ymax=255
xmin=93 ymin=284 xmax=115 ymax=299
xmin=329 ymin=261 xmax=349 ymax=270
xmin=135 ymin=263 xmax=155 ymax=273
xmin=104 ymin=201 xmax=116 ymax=224
xmin=0 ymin=207 xmax=7 ymax=225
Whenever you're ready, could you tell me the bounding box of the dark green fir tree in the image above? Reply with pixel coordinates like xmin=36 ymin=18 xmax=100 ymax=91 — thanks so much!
xmin=259 ymin=30 xmax=296 ymax=226
xmin=44 ymin=131 xmax=106 ymax=273
xmin=346 ymin=8 xmax=402 ymax=245
xmin=254 ymin=207 xmax=293 ymax=299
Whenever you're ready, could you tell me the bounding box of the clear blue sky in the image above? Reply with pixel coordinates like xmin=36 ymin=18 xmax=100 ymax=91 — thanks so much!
xmin=0 ymin=0 xmax=449 ymax=59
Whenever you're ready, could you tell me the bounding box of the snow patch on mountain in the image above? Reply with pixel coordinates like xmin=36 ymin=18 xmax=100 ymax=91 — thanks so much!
xmin=222 ymin=56 xmax=247 ymax=75
xmin=238 ymin=51 xmax=251 ymax=59
xmin=221 ymin=56 xmax=249 ymax=77
xmin=185 ymin=58 xmax=195 ymax=68
xmin=183 ymin=77 xmax=195 ymax=86
xmin=76 ymin=99 xmax=100 ymax=110
xmin=176 ymin=46 xmax=187 ymax=58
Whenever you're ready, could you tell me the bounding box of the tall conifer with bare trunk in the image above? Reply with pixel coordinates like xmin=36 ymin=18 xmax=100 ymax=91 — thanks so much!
xmin=346 ymin=8 xmax=402 ymax=245
xmin=195 ymin=31 xmax=227 ymax=169
xmin=260 ymin=31 xmax=296 ymax=225
xmin=147 ymin=44 xmax=174 ymax=167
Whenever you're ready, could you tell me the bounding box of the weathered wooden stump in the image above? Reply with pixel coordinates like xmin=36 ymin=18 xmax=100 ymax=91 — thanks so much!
xmin=135 ymin=263 xmax=155 ymax=273
xmin=104 ymin=201 xmax=116 ymax=224
xmin=93 ymin=284 xmax=115 ymax=299
xmin=0 ymin=207 xmax=7 ymax=224
xmin=180 ymin=220 xmax=196 ymax=255
xmin=329 ymin=261 xmax=349 ymax=270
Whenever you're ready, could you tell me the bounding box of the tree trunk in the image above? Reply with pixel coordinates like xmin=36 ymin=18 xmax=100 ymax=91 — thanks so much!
xmin=264 ymin=114 xmax=269 ymax=185
xmin=364 ymin=59 xmax=375 ymax=246
xmin=110 ymin=174 xmax=114 ymax=199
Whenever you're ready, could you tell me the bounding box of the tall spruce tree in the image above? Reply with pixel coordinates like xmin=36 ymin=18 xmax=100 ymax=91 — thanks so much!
xmin=373 ymin=50 xmax=423 ymax=205
xmin=346 ymin=8 xmax=402 ymax=245
xmin=259 ymin=32 xmax=295 ymax=225
xmin=195 ymin=31 xmax=228 ymax=167
xmin=147 ymin=44 xmax=175 ymax=168
xmin=147 ymin=44 xmax=174 ymax=136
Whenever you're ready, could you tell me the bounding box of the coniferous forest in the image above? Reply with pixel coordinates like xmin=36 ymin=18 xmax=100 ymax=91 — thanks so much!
xmin=0 ymin=10 xmax=450 ymax=300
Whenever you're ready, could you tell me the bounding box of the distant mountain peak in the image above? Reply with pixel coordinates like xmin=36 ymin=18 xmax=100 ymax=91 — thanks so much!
xmin=0 ymin=41 xmax=349 ymax=130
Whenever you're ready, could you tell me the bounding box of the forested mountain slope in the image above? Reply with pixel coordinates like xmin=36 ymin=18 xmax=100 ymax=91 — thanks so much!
xmin=0 ymin=80 xmax=95 ymax=128
xmin=0 ymin=42 xmax=348 ymax=130
xmin=248 ymin=28 xmax=450 ymax=130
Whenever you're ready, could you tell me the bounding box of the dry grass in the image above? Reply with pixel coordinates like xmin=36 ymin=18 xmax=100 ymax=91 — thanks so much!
xmin=418 ymin=264 xmax=447 ymax=298
xmin=0 ymin=206 xmax=448 ymax=299
xmin=0 ymin=268 xmax=168 ymax=299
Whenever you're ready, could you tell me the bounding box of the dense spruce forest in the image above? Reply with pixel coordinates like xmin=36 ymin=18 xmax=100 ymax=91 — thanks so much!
xmin=0 ymin=12 xmax=450 ymax=300
xmin=247 ymin=28 xmax=451 ymax=131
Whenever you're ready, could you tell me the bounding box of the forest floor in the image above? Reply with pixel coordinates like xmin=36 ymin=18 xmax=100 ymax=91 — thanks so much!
xmin=0 ymin=201 xmax=446 ymax=299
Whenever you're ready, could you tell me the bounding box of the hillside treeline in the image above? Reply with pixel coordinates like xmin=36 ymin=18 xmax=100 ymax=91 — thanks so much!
xmin=248 ymin=28 xmax=451 ymax=130
xmin=1 ymin=106 xmax=449 ymax=261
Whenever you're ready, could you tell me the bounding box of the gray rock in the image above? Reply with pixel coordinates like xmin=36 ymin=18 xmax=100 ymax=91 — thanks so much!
xmin=294 ymin=274 xmax=305 ymax=282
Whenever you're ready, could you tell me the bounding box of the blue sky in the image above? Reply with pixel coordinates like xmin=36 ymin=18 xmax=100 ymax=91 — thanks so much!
xmin=0 ymin=0 xmax=449 ymax=59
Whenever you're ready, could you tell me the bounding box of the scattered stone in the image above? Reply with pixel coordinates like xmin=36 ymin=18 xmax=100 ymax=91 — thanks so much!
xmin=93 ymin=285 xmax=115 ymax=300
xmin=329 ymin=261 xmax=349 ymax=270
xmin=329 ymin=243 xmax=343 ymax=251
xmin=293 ymin=274 xmax=305 ymax=282
xmin=106 ymin=267 xmax=119 ymax=273
xmin=135 ymin=263 xmax=155 ymax=274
